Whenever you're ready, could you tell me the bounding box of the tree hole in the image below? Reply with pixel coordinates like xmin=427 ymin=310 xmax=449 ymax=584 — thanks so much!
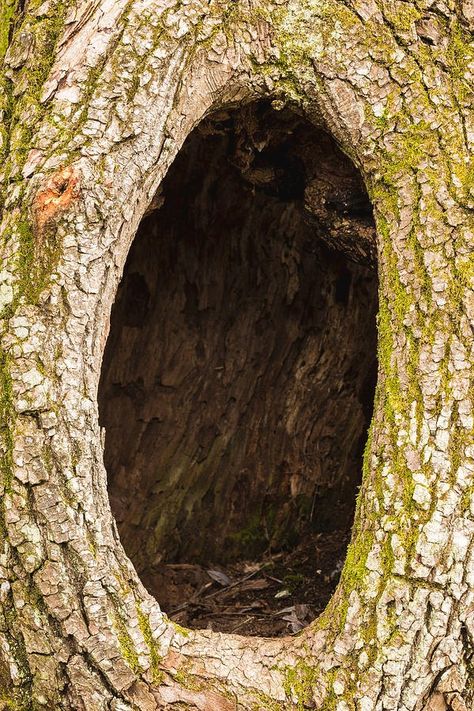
xmin=98 ymin=102 xmax=378 ymax=637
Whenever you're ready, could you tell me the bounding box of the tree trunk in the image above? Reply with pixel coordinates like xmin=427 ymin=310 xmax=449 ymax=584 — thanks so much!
xmin=1 ymin=1 xmax=473 ymax=710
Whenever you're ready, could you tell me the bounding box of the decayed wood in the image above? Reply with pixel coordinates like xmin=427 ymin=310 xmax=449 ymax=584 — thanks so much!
xmin=99 ymin=105 xmax=378 ymax=570
xmin=0 ymin=0 xmax=473 ymax=709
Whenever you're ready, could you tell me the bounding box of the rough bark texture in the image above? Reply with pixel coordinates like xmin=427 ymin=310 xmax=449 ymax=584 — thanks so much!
xmin=0 ymin=1 xmax=473 ymax=710
xmin=99 ymin=104 xmax=378 ymax=570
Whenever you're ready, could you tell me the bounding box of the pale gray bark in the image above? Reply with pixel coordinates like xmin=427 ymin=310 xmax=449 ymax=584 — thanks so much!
xmin=0 ymin=1 xmax=473 ymax=710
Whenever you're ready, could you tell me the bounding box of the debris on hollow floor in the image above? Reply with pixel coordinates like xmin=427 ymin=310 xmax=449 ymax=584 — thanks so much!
xmin=141 ymin=529 xmax=349 ymax=637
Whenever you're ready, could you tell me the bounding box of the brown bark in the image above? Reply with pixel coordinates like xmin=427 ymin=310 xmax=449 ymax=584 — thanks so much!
xmin=0 ymin=1 xmax=473 ymax=709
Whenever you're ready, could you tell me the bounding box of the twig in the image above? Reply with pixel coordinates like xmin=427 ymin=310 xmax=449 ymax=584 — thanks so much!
xmin=230 ymin=616 xmax=253 ymax=633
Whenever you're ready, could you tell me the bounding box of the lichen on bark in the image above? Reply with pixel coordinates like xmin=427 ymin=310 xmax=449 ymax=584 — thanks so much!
xmin=0 ymin=0 xmax=473 ymax=709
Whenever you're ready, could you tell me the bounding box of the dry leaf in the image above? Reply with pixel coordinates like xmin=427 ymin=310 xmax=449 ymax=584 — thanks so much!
xmin=207 ymin=569 xmax=232 ymax=586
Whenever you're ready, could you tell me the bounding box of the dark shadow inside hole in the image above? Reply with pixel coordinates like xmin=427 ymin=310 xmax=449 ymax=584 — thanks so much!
xmin=99 ymin=102 xmax=378 ymax=637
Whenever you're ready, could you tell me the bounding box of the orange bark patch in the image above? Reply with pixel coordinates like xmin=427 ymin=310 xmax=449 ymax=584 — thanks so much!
xmin=33 ymin=165 xmax=80 ymax=241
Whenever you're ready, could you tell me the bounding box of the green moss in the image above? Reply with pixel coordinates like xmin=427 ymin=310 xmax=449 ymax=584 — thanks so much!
xmin=0 ymin=590 xmax=33 ymax=708
xmin=173 ymin=668 xmax=204 ymax=693
xmin=0 ymin=347 xmax=14 ymax=492
xmin=15 ymin=210 xmax=63 ymax=304
xmin=283 ymin=573 xmax=305 ymax=593
xmin=0 ymin=1 xmax=70 ymax=308
xmin=250 ymin=691 xmax=284 ymax=710
xmin=340 ymin=527 xmax=374 ymax=592
xmin=171 ymin=620 xmax=190 ymax=638
xmin=282 ymin=660 xmax=319 ymax=710
xmin=171 ymin=660 xmax=238 ymax=706
xmin=0 ymin=691 xmax=34 ymax=711
xmin=446 ymin=20 xmax=474 ymax=101
xmin=0 ymin=351 xmax=33 ymax=704
xmin=387 ymin=121 xmax=436 ymax=183
xmin=4 ymin=1 xmax=67 ymax=162
xmin=383 ymin=3 xmax=421 ymax=33
xmin=113 ymin=614 xmax=142 ymax=676
xmin=137 ymin=606 xmax=163 ymax=684
xmin=0 ymin=0 xmax=19 ymax=60
xmin=227 ymin=511 xmax=266 ymax=556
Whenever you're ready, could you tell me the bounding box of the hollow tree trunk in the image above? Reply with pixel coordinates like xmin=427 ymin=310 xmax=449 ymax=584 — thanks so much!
xmin=0 ymin=1 xmax=473 ymax=710
xmin=98 ymin=104 xmax=379 ymax=574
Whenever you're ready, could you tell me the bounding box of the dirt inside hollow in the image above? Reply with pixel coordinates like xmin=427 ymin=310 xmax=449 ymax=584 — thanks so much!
xmin=141 ymin=526 xmax=350 ymax=637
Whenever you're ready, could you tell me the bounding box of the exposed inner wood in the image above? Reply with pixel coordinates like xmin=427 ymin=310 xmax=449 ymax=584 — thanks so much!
xmin=98 ymin=105 xmax=378 ymax=593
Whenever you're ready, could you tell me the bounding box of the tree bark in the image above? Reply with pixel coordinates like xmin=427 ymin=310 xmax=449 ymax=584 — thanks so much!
xmin=0 ymin=1 xmax=473 ymax=710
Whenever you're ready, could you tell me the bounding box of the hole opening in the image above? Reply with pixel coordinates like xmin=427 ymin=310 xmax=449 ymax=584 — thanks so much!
xmin=99 ymin=102 xmax=378 ymax=637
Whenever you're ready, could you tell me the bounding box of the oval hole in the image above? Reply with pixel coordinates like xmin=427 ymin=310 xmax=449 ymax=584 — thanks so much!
xmin=98 ymin=102 xmax=378 ymax=637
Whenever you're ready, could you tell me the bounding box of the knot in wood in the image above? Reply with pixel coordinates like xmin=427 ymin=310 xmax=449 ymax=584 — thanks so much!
xmin=33 ymin=165 xmax=80 ymax=241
